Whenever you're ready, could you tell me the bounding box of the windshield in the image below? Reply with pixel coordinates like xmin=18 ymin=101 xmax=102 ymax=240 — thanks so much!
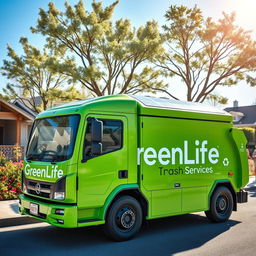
xmin=26 ymin=115 xmax=80 ymax=162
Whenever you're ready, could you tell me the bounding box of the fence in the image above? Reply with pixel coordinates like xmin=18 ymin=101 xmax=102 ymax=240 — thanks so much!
xmin=0 ymin=145 xmax=24 ymax=161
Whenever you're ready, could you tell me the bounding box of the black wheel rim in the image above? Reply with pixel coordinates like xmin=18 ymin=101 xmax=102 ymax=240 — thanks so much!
xmin=115 ymin=206 xmax=136 ymax=231
xmin=216 ymin=194 xmax=229 ymax=216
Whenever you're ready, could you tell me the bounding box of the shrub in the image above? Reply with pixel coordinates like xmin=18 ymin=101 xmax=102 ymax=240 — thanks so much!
xmin=0 ymin=155 xmax=23 ymax=200
xmin=0 ymin=154 xmax=8 ymax=166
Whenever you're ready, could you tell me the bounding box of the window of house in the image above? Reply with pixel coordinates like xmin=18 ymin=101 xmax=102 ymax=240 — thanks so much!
xmin=84 ymin=119 xmax=123 ymax=158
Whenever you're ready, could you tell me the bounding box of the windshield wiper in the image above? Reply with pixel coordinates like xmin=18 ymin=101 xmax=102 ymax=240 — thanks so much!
xmin=26 ymin=153 xmax=67 ymax=162
xmin=26 ymin=155 xmax=37 ymax=161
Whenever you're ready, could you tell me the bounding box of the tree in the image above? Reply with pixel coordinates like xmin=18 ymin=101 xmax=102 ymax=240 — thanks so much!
xmin=1 ymin=37 xmax=85 ymax=113
xmin=156 ymin=5 xmax=256 ymax=102
xmin=206 ymin=93 xmax=228 ymax=107
xmin=31 ymin=0 xmax=166 ymax=96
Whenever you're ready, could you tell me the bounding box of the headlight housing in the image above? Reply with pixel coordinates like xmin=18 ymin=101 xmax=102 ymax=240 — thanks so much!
xmin=53 ymin=176 xmax=66 ymax=201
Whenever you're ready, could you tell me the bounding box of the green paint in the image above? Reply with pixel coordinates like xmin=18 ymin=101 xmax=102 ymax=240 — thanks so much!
xmin=19 ymin=95 xmax=248 ymax=229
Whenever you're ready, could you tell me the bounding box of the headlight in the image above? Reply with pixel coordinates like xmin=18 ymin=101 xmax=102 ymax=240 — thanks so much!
xmin=54 ymin=192 xmax=65 ymax=200
xmin=53 ymin=176 xmax=66 ymax=200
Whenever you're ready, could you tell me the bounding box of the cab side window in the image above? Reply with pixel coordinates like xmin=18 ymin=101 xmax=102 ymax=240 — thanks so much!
xmin=84 ymin=119 xmax=123 ymax=158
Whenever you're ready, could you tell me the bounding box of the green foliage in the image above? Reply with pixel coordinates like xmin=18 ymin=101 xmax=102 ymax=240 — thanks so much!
xmin=239 ymin=127 xmax=256 ymax=144
xmin=206 ymin=94 xmax=228 ymax=107
xmin=0 ymin=93 xmax=13 ymax=102
xmin=0 ymin=156 xmax=22 ymax=200
xmin=1 ymin=37 xmax=86 ymax=113
xmin=31 ymin=0 xmax=165 ymax=96
xmin=0 ymin=155 xmax=8 ymax=166
xmin=157 ymin=5 xmax=256 ymax=102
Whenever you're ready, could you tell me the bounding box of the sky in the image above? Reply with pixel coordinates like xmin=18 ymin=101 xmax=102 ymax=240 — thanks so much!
xmin=0 ymin=0 xmax=256 ymax=107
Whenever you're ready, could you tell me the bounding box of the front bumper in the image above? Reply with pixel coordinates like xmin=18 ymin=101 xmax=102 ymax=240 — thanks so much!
xmin=19 ymin=194 xmax=78 ymax=228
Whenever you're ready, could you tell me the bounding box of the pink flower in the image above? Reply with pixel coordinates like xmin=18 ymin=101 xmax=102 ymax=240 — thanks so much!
xmin=11 ymin=188 xmax=17 ymax=192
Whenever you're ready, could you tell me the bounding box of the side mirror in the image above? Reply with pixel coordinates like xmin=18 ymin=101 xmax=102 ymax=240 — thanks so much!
xmin=91 ymin=142 xmax=102 ymax=156
xmin=91 ymin=118 xmax=103 ymax=142
xmin=91 ymin=118 xmax=103 ymax=156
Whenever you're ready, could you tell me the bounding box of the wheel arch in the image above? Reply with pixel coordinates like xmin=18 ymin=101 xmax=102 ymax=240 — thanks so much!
xmin=101 ymin=185 xmax=148 ymax=220
xmin=209 ymin=180 xmax=237 ymax=211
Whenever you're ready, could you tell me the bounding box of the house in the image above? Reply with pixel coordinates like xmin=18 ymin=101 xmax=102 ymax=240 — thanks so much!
xmin=225 ymin=100 xmax=256 ymax=147
xmin=0 ymin=99 xmax=35 ymax=160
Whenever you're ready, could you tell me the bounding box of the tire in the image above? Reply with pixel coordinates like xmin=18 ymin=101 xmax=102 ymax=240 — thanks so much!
xmin=205 ymin=186 xmax=233 ymax=223
xmin=104 ymin=196 xmax=143 ymax=241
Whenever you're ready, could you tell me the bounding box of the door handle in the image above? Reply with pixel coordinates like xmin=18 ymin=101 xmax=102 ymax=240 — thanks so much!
xmin=118 ymin=170 xmax=128 ymax=179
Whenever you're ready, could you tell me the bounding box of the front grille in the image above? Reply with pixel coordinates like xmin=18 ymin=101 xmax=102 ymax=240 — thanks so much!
xmin=28 ymin=190 xmax=51 ymax=198
xmin=26 ymin=179 xmax=54 ymax=199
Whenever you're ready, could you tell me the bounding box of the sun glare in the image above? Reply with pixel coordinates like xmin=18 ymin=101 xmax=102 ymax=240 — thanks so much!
xmin=228 ymin=0 xmax=256 ymax=31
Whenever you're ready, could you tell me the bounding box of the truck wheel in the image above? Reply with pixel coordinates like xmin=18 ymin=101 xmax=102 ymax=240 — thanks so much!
xmin=205 ymin=186 xmax=233 ymax=222
xmin=104 ymin=196 xmax=142 ymax=241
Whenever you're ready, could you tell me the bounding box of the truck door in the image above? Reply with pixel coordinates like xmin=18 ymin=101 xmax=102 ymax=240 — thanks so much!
xmin=77 ymin=114 xmax=128 ymax=210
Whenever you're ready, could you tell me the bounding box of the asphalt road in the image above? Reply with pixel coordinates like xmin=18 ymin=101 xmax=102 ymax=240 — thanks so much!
xmin=0 ymin=186 xmax=255 ymax=256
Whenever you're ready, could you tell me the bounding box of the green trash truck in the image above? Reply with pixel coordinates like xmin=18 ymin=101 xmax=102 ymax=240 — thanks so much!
xmin=19 ymin=94 xmax=249 ymax=241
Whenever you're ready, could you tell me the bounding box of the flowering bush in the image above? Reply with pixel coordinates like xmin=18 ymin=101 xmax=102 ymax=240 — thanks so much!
xmin=0 ymin=155 xmax=23 ymax=200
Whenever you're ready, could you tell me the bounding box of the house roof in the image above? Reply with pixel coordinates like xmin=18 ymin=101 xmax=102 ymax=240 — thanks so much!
xmin=12 ymin=99 xmax=37 ymax=118
xmin=0 ymin=99 xmax=35 ymax=121
xmin=224 ymin=105 xmax=256 ymax=126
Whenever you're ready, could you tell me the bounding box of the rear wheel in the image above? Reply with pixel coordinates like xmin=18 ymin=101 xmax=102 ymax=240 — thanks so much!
xmin=104 ymin=196 xmax=142 ymax=241
xmin=205 ymin=186 xmax=233 ymax=222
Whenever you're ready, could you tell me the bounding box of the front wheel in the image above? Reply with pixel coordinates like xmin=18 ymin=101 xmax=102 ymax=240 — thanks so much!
xmin=205 ymin=186 xmax=233 ymax=222
xmin=104 ymin=196 xmax=143 ymax=241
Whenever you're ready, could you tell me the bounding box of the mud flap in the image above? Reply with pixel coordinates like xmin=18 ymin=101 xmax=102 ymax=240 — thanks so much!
xmin=237 ymin=190 xmax=248 ymax=203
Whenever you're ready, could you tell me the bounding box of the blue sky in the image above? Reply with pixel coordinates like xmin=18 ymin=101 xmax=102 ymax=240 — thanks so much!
xmin=1 ymin=0 xmax=256 ymax=106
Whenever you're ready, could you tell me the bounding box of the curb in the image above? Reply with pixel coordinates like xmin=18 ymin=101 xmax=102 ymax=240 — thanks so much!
xmin=0 ymin=199 xmax=41 ymax=228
